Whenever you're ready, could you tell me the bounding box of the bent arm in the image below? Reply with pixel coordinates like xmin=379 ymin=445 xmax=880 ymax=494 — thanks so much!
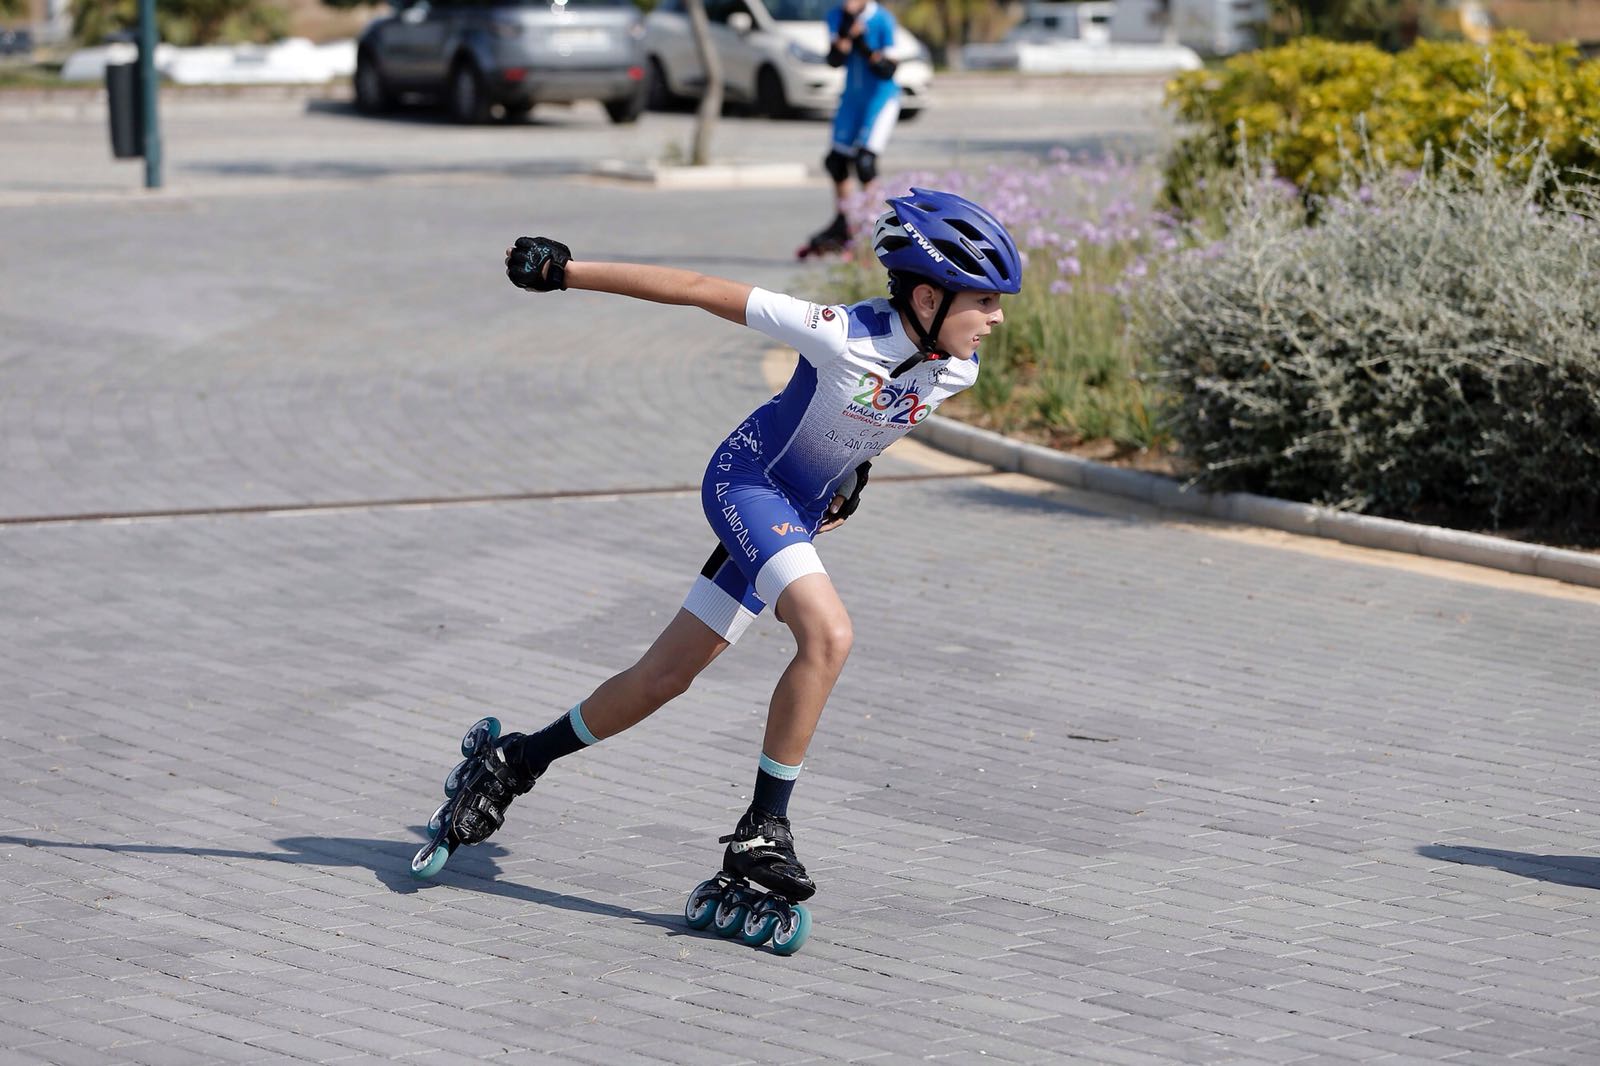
xmin=564 ymin=261 xmax=752 ymax=326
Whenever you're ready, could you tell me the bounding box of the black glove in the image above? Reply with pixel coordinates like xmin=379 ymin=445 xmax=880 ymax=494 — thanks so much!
xmin=867 ymin=54 xmax=898 ymax=80
xmin=826 ymin=461 xmax=872 ymax=524
xmin=507 ymin=236 xmax=571 ymax=292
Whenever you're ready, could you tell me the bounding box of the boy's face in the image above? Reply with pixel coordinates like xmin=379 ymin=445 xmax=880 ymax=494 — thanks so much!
xmin=932 ymin=288 xmax=1006 ymax=358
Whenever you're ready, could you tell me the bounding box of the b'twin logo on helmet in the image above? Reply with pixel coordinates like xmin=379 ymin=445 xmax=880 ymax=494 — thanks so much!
xmin=901 ymin=222 xmax=945 ymax=264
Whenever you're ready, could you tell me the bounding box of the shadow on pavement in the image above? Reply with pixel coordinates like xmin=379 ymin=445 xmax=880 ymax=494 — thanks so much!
xmin=0 ymin=832 xmax=690 ymax=935
xmin=1417 ymin=843 xmax=1600 ymax=889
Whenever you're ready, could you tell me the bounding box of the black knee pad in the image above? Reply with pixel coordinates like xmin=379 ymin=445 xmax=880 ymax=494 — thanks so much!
xmin=854 ymin=149 xmax=878 ymax=185
xmin=824 ymin=149 xmax=852 ymax=184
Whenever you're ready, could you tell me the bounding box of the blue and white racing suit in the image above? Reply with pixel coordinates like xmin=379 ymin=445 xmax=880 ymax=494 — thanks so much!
xmin=828 ymin=0 xmax=901 ymax=157
xmin=683 ymin=287 xmax=978 ymax=642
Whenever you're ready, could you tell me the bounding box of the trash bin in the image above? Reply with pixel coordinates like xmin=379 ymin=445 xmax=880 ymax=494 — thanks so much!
xmin=106 ymin=60 xmax=142 ymax=159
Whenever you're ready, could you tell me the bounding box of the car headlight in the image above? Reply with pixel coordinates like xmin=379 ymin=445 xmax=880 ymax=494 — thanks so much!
xmin=787 ymin=41 xmax=827 ymax=65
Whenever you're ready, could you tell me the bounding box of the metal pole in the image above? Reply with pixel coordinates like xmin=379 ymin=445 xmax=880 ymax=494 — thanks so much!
xmin=137 ymin=0 xmax=162 ymax=189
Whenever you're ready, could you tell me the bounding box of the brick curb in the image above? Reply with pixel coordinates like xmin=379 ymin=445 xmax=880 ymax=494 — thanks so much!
xmin=920 ymin=415 xmax=1600 ymax=590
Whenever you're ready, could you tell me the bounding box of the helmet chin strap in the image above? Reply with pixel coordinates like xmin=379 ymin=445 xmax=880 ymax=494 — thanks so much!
xmin=890 ymin=287 xmax=957 ymax=379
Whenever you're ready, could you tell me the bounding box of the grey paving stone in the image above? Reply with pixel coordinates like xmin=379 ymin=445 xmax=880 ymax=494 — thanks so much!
xmin=4 ymin=110 xmax=1600 ymax=1066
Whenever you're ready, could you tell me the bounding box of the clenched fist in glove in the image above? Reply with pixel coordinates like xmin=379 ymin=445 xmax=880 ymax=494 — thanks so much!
xmin=506 ymin=236 xmax=572 ymax=292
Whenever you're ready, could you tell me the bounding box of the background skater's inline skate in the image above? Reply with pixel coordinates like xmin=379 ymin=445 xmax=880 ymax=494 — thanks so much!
xmin=410 ymin=716 xmax=537 ymax=879
xmin=795 ymin=213 xmax=852 ymax=261
xmin=685 ymin=807 xmax=816 ymax=955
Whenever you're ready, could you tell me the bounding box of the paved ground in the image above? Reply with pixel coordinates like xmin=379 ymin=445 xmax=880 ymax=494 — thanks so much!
xmin=3 ymin=82 xmax=1600 ymax=1065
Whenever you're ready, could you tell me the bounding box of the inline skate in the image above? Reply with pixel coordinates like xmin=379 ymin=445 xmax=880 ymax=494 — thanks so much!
xmin=684 ymin=806 xmax=815 ymax=955
xmin=409 ymin=716 xmax=539 ymax=879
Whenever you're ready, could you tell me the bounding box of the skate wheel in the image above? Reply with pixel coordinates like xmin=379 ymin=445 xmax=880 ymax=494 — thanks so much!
xmin=712 ymin=896 xmax=749 ymax=938
xmin=410 ymin=841 xmax=450 ymax=879
xmin=685 ymin=878 xmax=723 ymax=930
xmin=461 ymin=716 xmax=501 ymax=757
xmin=444 ymin=758 xmax=469 ymax=797
xmin=770 ymin=903 xmax=812 ymax=955
xmin=427 ymin=800 xmax=451 ymax=836
xmin=739 ymin=907 xmax=780 ymax=947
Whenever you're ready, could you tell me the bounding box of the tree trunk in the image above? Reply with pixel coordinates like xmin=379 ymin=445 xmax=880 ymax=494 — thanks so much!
xmin=684 ymin=0 xmax=722 ymax=166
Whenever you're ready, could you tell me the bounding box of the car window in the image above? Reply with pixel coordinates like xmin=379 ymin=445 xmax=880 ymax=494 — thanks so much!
xmin=510 ymin=0 xmax=634 ymax=6
xmin=655 ymin=0 xmax=683 ymax=10
xmin=764 ymin=0 xmax=830 ymax=20
xmin=704 ymin=0 xmax=751 ymax=23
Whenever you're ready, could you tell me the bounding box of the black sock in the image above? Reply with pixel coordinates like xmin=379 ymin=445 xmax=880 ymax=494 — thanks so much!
xmin=751 ymin=754 xmax=803 ymax=818
xmin=504 ymin=704 xmax=597 ymax=778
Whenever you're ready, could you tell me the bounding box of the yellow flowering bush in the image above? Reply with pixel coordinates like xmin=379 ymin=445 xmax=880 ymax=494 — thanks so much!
xmin=1164 ymin=34 xmax=1600 ymax=201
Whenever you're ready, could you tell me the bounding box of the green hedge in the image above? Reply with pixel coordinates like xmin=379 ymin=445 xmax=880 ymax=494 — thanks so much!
xmin=1135 ymin=151 xmax=1600 ymax=539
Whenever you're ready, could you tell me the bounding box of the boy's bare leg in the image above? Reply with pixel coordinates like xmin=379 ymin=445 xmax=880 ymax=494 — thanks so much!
xmin=762 ymin=573 xmax=853 ymax=764
xmin=577 ymin=608 xmax=731 ymax=740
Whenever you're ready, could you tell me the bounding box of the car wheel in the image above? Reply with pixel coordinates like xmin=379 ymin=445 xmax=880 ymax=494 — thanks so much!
xmin=353 ymin=50 xmax=393 ymax=114
xmin=756 ymin=65 xmax=789 ymax=119
xmin=899 ymin=107 xmax=921 ymax=122
xmin=605 ymin=82 xmax=647 ymax=124
xmin=448 ymin=60 xmax=491 ymax=124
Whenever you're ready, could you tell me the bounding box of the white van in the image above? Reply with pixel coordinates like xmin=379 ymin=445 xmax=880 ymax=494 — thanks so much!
xmin=644 ymin=0 xmax=933 ymax=118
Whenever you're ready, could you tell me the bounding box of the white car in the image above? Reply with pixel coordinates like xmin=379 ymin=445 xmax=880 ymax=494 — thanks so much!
xmin=644 ymin=0 xmax=931 ymax=118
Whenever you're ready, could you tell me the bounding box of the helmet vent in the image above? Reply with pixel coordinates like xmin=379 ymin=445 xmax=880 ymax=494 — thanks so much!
xmin=934 ymin=239 xmax=983 ymax=278
xmin=948 ymin=219 xmax=985 ymax=242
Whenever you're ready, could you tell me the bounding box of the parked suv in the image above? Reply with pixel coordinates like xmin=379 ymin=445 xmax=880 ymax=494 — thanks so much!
xmin=644 ymin=0 xmax=930 ymax=119
xmin=354 ymin=0 xmax=649 ymax=124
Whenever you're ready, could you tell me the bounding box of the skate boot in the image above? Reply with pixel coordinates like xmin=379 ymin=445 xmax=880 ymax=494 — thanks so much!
xmin=683 ymin=807 xmax=816 ymax=954
xmin=796 ymin=213 xmax=852 ymax=260
xmin=410 ymin=716 xmax=540 ymax=879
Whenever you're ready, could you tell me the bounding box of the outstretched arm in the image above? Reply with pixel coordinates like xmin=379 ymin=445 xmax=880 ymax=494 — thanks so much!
xmin=505 ymin=236 xmax=752 ymax=325
xmin=567 ymin=261 xmax=753 ymax=326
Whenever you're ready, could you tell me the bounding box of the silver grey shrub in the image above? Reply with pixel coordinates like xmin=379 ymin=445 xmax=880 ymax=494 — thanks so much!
xmin=1136 ymin=140 xmax=1600 ymax=537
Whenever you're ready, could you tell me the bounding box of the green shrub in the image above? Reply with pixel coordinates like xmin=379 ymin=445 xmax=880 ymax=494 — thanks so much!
xmin=1135 ymin=143 xmax=1600 ymax=538
xmin=1165 ymin=34 xmax=1600 ymax=203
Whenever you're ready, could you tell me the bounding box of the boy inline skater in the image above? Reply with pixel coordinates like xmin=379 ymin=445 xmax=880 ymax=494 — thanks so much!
xmin=411 ymin=188 xmax=1022 ymax=953
xmin=798 ymin=0 xmax=903 ymax=258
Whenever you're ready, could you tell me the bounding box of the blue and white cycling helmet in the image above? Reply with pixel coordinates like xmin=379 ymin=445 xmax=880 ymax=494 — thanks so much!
xmin=871 ymin=187 xmax=1022 ymax=372
xmin=872 ymin=187 xmax=1023 ymax=295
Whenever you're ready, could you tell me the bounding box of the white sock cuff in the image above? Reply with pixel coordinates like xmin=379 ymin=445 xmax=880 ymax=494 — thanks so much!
xmin=758 ymin=753 xmax=803 ymax=781
xmin=568 ymin=703 xmax=599 ymax=746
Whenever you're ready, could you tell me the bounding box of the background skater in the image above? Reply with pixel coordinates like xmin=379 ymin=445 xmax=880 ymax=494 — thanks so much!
xmin=799 ymin=0 xmax=904 ymax=258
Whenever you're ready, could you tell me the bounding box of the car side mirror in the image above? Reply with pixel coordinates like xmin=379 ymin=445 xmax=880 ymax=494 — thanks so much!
xmin=727 ymin=11 xmax=753 ymax=33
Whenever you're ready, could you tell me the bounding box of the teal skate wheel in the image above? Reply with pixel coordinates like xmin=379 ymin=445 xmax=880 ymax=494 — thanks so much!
xmin=461 ymin=716 xmax=501 ymax=757
xmin=739 ymin=908 xmax=779 ymax=947
xmin=770 ymin=904 xmax=812 ymax=956
xmin=685 ymin=879 xmax=723 ymax=930
xmin=444 ymin=759 xmax=468 ymax=797
xmin=712 ymin=896 xmax=749 ymax=938
xmin=427 ymin=801 xmax=450 ymax=835
xmin=410 ymin=841 xmax=450 ymax=879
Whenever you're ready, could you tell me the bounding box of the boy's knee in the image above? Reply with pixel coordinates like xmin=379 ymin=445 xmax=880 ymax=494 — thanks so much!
xmin=854 ymin=149 xmax=877 ymax=185
xmin=801 ymin=616 xmax=853 ymax=670
xmin=633 ymin=659 xmax=697 ymax=706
